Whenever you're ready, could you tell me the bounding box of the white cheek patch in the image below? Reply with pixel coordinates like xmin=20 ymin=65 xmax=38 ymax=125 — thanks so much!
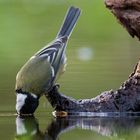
xmin=16 ymin=94 xmax=27 ymax=113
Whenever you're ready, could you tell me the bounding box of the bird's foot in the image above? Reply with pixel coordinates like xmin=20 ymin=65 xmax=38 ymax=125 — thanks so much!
xmin=54 ymin=83 xmax=60 ymax=89
xmin=52 ymin=111 xmax=68 ymax=117
xmin=48 ymin=84 xmax=60 ymax=95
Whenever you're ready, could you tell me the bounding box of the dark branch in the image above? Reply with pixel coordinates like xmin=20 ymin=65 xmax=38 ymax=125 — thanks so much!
xmin=45 ymin=60 xmax=140 ymax=114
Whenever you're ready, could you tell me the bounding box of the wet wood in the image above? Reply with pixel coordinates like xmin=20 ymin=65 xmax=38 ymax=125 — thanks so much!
xmin=45 ymin=60 xmax=140 ymax=114
xmin=105 ymin=0 xmax=140 ymax=40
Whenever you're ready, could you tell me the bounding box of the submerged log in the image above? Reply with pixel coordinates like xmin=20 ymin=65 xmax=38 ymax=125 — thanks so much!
xmin=45 ymin=59 xmax=140 ymax=115
xmin=105 ymin=0 xmax=140 ymax=40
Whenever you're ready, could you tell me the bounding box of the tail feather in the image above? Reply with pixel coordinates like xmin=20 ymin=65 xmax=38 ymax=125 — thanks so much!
xmin=57 ymin=6 xmax=81 ymax=38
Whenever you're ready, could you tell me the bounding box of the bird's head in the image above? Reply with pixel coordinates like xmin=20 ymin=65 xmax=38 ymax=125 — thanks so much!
xmin=16 ymin=89 xmax=39 ymax=116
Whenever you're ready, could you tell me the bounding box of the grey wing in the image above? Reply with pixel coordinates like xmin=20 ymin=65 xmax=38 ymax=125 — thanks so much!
xmin=35 ymin=37 xmax=67 ymax=83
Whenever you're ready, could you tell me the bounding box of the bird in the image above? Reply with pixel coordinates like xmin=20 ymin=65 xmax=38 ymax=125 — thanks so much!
xmin=15 ymin=6 xmax=81 ymax=115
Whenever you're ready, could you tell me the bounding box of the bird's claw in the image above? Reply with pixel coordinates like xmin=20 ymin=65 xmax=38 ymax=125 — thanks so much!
xmin=55 ymin=84 xmax=60 ymax=89
xmin=48 ymin=84 xmax=60 ymax=94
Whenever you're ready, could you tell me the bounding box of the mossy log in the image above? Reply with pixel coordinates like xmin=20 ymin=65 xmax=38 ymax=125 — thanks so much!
xmin=105 ymin=0 xmax=140 ymax=40
xmin=45 ymin=60 xmax=140 ymax=114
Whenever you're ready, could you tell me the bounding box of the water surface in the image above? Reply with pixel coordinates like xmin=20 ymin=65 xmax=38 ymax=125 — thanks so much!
xmin=1 ymin=112 xmax=140 ymax=140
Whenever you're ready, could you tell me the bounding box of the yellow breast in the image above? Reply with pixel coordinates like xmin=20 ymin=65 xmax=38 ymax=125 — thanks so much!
xmin=15 ymin=56 xmax=53 ymax=95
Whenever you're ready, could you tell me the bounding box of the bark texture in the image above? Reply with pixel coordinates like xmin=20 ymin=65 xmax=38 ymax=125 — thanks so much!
xmin=105 ymin=0 xmax=140 ymax=40
xmin=45 ymin=60 xmax=140 ymax=114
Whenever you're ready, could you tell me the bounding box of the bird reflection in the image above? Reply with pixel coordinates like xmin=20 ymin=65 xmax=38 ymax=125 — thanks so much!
xmin=15 ymin=116 xmax=44 ymax=140
xmin=15 ymin=116 xmax=140 ymax=140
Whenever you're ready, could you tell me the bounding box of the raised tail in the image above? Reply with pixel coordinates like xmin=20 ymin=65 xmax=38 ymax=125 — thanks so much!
xmin=56 ymin=6 xmax=81 ymax=38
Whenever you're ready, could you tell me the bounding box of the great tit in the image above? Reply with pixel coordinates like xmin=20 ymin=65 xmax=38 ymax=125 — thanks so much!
xmin=15 ymin=6 xmax=81 ymax=115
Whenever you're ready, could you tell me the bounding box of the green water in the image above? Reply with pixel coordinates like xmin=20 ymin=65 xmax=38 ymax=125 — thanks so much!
xmin=0 ymin=0 xmax=140 ymax=139
xmin=1 ymin=113 xmax=140 ymax=140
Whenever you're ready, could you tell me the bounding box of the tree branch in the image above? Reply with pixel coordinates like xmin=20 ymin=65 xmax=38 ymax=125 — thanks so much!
xmin=45 ymin=60 xmax=140 ymax=115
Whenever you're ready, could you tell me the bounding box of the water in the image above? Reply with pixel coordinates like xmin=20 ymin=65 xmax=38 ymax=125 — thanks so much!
xmin=0 ymin=0 xmax=140 ymax=139
xmin=1 ymin=112 xmax=140 ymax=140
xmin=53 ymin=111 xmax=140 ymax=117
